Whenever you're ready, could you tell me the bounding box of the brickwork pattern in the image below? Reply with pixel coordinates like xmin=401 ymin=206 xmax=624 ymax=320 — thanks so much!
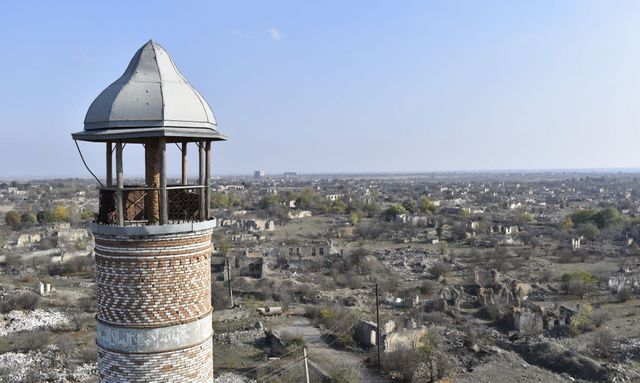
xmin=97 ymin=338 xmax=213 ymax=383
xmin=94 ymin=229 xmax=213 ymax=327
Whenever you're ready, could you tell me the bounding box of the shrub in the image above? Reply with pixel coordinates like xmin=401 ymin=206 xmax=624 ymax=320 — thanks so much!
xmin=330 ymin=364 xmax=361 ymax=383
xmin=48 ymin=256 xmax=94 ymax=276
xmin=77 ymin=296 xmax=96 ymax=313
xmin=310 ymin=305 xmax=358 ymax=349
xmin=280 ymin=333 xmax=305 ymax=355
xmin=56 ymin=337 xmax=76 ymax=355
xmin=430 ymin=262 xmax=451 ymax=279
xmin=591 ymin=328 xmax=616 ymax=358
xmin=380 ymin=347 xmax=422 ymax=382
xmin=20 ymin=213 xmax=36 ymax=226
xmin=39 ymin=237 xmax=57 ymax=250
xmin=591 ymin=310 xmax=610 ymax=328
xmin=422 ymin=311 xmax=451 ymax=326
xmin=562 ymin=272 xmax=598 ymax=298
xmin=4 ymin=254 xmax=23 ymax=267
xmin=420 ymin=280 xmax=438 ymax=297
xmin=51 ymin=205 xmax=70 ymax=222
xmin=4 ymin=210 xmax=21 ymax=227
xmin=478 ymin=303 xmax=503 ymax=322
xmin=69 ymin=312 xmax=93 ymax=331
xmin=81 ymin=344 xmax=98 ymax=363
xmin=382 ymin=205 xmax=407 ymax=221
xmin=13 ymin=331 xmax=49 ymax=351
xmin=570 ymin=304 xmax=594 ymax=335
xmin=417 ymin=332 xmax=451 ymax=381
xmin=617 ymin=286 xmax=633 ymax=302
xmin=1 ymin=292 xmax=40 ymax=313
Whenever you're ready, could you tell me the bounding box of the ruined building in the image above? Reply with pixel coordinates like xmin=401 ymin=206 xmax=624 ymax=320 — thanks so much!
xmin=72 ymin=41 xmax=226 ymax=382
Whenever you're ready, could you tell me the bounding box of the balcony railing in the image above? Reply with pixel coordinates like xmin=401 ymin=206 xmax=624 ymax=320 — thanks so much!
xmin=97 ymin=185 xmax=206 ymax=225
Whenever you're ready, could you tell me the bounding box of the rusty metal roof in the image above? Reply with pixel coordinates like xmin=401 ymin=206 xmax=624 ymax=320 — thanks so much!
xmin=72 ymin=40 xmax=226 ymax=142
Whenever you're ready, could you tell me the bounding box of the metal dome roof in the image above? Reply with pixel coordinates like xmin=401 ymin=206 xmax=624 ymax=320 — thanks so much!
xmin=72 ymin=40 xmax=226 ymax=142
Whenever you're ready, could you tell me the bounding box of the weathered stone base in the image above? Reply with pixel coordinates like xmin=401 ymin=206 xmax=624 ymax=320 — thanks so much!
xmin=97 ymin=338 xmax=213 ymax=383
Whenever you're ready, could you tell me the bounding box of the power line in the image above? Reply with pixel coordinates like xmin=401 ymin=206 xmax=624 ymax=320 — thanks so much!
xmin=239 ymin=310 xmax=356 ymax=378
xmin=257 ymin=317 xmax=363 ymax=383
xmin=259 ymin=358 xmax=305 ymax=383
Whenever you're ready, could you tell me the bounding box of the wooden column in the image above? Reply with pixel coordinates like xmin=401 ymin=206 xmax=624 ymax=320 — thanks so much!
xmin=159 ymin=138 xmax=168 ymax=225
xmin=106 ymin=142 xmax=113 ymax=187
xmin=205 ymin=141 xmax=212 ymax=220
xmin=199 ymin=141 xmax=206 ymax=220
xmin=115 ymin=141 xmax=124 ymax=226
xmin=181 ymin=142 xmax=188 ymax=186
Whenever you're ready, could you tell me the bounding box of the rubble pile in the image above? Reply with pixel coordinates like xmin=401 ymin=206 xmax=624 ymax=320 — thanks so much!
xmin=612 ymin=338 xmax=640 ymax=363
xmin=0 ymin=349 xmax=96 ymax=382
xmin=67 ymin=363 xmax=97 ymax=382
xmin=0 ymin=309 xmax=70 ymax=336
xmin=0 ymin=352 xmax=35 ymax=381
xmin=214 ymin=328 xmax=265 ymax=345
xmin=212 ymin=307 xmax=250 ymax=322
xmin=375 ymin=247 xmax=441 ymax=278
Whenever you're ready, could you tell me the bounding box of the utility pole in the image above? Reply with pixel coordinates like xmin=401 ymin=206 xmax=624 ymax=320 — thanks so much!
xmin=376 ymin=282 xmax=382 ymax=374
xmin=226 ymin=258 xmax=234 ymax=308
xmin=303 ymin=347 xmax=310 ymax=383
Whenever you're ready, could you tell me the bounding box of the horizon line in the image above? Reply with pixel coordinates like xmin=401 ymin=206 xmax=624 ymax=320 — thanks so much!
xmin=4 ymin=166 xmax=640 ymax=181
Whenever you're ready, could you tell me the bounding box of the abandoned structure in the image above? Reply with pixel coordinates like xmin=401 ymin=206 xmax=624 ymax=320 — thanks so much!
xmin=72 ymin=41 xmax=226 ymax=382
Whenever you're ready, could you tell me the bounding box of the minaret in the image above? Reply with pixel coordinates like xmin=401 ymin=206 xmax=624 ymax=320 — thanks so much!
xmin=72 ymin=41 xmax=226 ymax=382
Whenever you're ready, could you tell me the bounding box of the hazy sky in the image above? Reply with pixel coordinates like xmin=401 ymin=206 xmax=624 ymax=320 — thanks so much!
xmin=1 ymin=1 xmax=640 ymax=178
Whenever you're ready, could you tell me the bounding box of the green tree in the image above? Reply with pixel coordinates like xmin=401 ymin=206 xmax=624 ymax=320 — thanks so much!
xmin=383 ymin=205 xmax=407 ymax=221
xmin=210 ymin=192 xmax=231 ymax=208
xmin=518 ymin=212 xmax=533 ymax=223
xmin=593 ymin=207 xmax=620 ymax=229
xmin=5 ymin=210 xmax=21 ymax=227
xmin=258 ymin=194 xmax=279 ymax=209
xmin=80 ymin=210 xmax=95 ymax=221
xmin=570 ymin=304 xmax=593 ymax=335
xmin=331 ymin=199 xmax=347 ymax=214
xmin=362 ymin=202 xmax=380 ymax=218
xmin=402 ymin=200 xmax=417 ymax=214
xmin=570 ymin=209 xmax=596 ymax=226
xmin=36 ymin=210 xmax=54 ymax=224
xmin=349 ymin=212 xmax=360 ymax=225
xmin=561 ymin=217 xmax=574 ymax=231
xmin=20 ymin=212 xmax=36 ymax=227
xmin=52 ymin=206 xmax=70 ymax=222
xmin=562 ymin=272 xmax=598 ymax=298
xmin=217 ymin=239 xmax=229 ymax=256
xmin=417 ymin=333 xmax=437 ymax=382
xmin=568 ymin=207 xmax=620 ymax=230
xmin=576 ymin=223 xmax=599 ymax=240
xmin=419 ymin=196 xmax=437 ymax=214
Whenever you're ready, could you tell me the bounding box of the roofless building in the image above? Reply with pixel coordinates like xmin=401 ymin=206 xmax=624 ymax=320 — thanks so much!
xmin=72 ymin=40 xmax=226 ymax=382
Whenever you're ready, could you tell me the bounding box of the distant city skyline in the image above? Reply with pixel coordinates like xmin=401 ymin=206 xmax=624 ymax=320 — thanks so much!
xmin=1 ymin=1 xmax=639 ymax=178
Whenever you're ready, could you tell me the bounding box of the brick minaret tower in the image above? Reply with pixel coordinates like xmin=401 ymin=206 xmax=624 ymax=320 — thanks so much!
xmin=72 ymin=41 xmax=226 ymax=382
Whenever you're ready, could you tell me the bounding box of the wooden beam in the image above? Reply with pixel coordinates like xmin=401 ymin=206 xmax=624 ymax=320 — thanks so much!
xmin=115 ymin=141 xmax=124 ymax=226
xmin=181 ymin=142 xmax=188 ymax=186
xmin=106 ymin=142 xmax=113 ymax=187
xmin=199 ymin=141 xmax=206 ymax=221
xmin=159 ymin=138 xmax=168 ymax=225
xmin=205 ymin=141 xmax=212 ymax=220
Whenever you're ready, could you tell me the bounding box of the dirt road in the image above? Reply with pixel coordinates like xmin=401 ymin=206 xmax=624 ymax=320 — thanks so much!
xmin=274 ymin=318 xmax=392 ymax=383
